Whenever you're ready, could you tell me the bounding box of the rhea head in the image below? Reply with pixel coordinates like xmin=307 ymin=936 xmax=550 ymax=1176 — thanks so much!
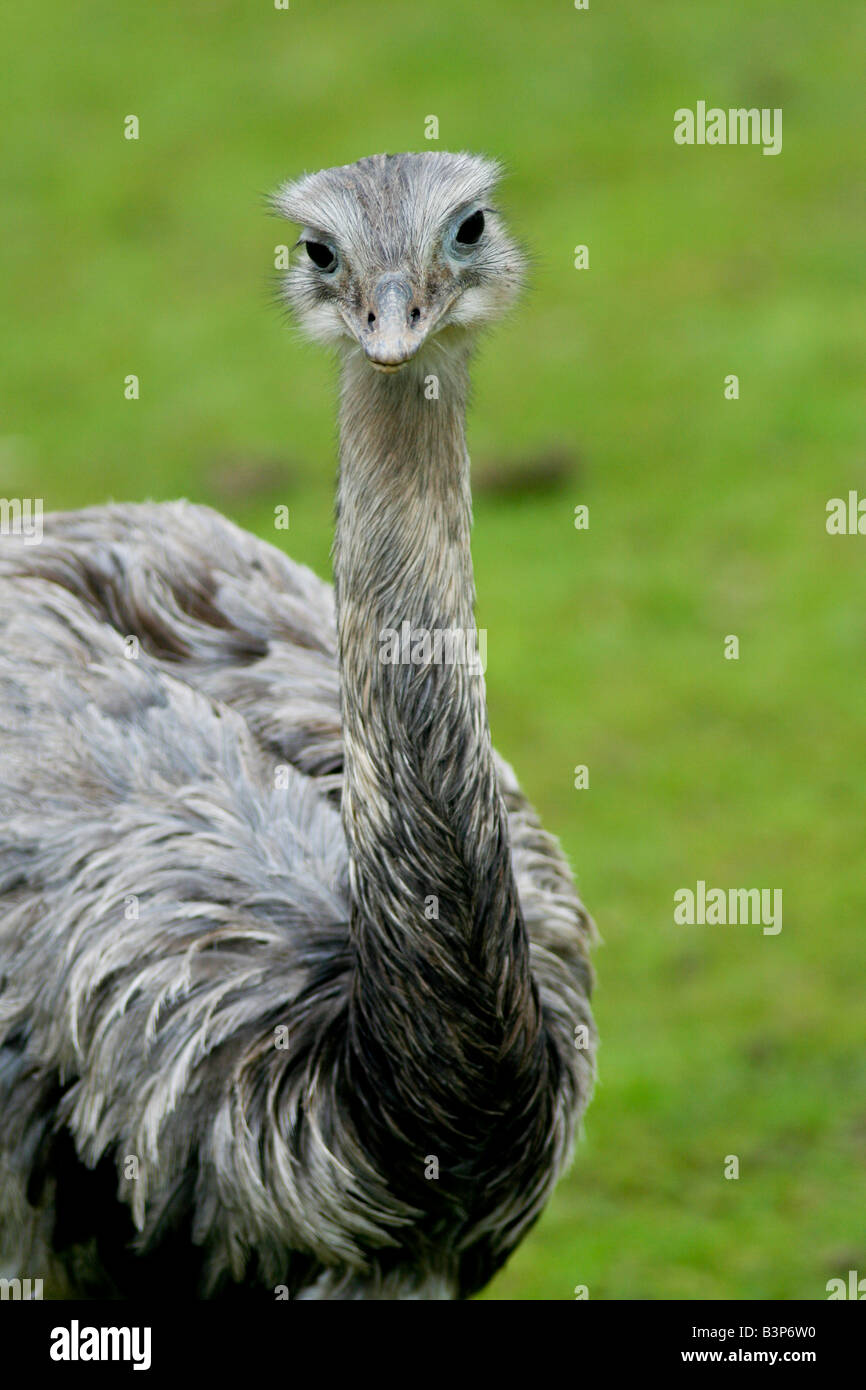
xmin=273 ymin=152 xmax=525 ymax=372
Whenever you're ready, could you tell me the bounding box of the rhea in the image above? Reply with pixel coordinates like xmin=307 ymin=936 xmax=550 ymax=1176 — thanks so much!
xmin=0 ymin=152 xmax=595 ymax=1299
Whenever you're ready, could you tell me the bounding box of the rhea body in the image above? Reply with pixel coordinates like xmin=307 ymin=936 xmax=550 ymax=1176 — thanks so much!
xmin=0 ymin=152 xmax=595 ymax=1299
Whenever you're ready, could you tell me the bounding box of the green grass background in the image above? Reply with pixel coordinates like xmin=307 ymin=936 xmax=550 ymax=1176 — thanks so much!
xmin=1 ymin=0 xmax=863 ymax=1299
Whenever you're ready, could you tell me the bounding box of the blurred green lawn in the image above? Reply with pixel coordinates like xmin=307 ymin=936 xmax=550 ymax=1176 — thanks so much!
xmin=1 ymin=0 xmax=864 ymax=1299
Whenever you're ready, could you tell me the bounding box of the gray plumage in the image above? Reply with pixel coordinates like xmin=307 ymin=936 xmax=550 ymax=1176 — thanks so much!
xmin=0 ymin=152 xmax=596 ymax=1300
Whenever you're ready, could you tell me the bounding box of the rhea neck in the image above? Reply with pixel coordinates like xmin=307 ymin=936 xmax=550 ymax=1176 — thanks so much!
xmin=333 ymin=341 xmax=541 ymax=1133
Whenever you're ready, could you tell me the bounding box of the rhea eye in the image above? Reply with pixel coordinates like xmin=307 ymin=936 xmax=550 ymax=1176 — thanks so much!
xmin=455 ymin=210 xmax=485 ymax=246
xmin=305 ymin=241 xmax=338 ymax=271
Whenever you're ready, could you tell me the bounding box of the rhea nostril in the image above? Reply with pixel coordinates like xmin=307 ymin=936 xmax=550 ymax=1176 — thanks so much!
xmin=410 ymin=307 xmax=421 ymax=325
xmin=367 ymin=311 xmax=376 ymax=327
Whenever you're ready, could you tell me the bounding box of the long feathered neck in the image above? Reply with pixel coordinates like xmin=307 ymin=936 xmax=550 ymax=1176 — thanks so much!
xmin=334 ymin=345 xmax=545 ymax=1169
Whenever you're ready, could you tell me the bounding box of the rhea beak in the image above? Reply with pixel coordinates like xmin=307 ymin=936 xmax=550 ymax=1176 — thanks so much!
xmin=356 ymin=274 xmax=429 ymax=370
